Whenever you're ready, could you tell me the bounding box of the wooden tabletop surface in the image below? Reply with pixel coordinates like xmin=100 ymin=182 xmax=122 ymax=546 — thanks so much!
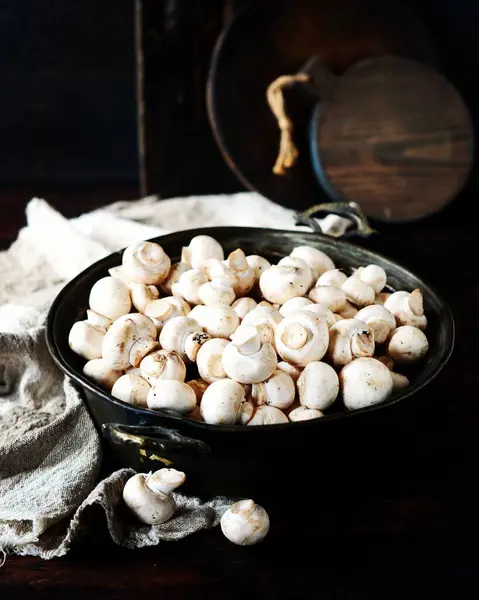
xmin=0 ymin=185 xmax=477 ymax=598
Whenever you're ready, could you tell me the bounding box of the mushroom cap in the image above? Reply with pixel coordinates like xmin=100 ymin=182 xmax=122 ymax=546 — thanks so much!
xmin=147 ymin=380 xmax=197 ymax=414
xmin=225 ymin=249 xmax=255 ymax=296
xmin=259 ymin=264 xmax=311 ymax=304
xmin=297 ymin=361 xmax=339 ymax=410
xmin=196 ymin=338 xmax=229 ymax=383
xmin=122 ymin=241 xmax=171 ymax=285
xmin=144 ymin=296 xmax=191 ymax=331
xmin=241 ymin=305 xmax=283 ymax=345
xmin=246 ymin=255 xmax=271 ymax=282
xmin=251 ymin=369 xmax=296 ymax=410
xmin=301 ymin=302 xmax=336 ymax=327
xmin=288 ymin=406 xmax=324 ymax=421
xmin=222 ymin=325 xmax=278 ymax=384
xmin=83 ymin=358 xmax=123 ymax=390
xmin=327 ymin=318 xmax=375 ymax=369
xmin=384 ymin=290 xmax=426 ymax=329
xmin=279 ymin=296 xmax=313 ymax=317
xmin=231 ymin=297 xmax=257 ymax=320
xmin=88 ymin=276 xmax=132 ymax=321
xmin=161 ymin=261 xmax=191 ymax=295
xmin=189 ymin=304 xmax=240 ymax=339
xmin=355 ymin=264 xmax=387 ymax=294
xmin=111 ymin=374 xmax=151 ymax=407
xmin=308 ymin=285 xmax=347 ymax=312
xmin=290 ymin=246 xmax=335 ymax=279
xmin=386 ymin=325 xmax=429 ymax=364
xmin=220 ymin=499 xmax=270 ymax=545
xmin=276 ymin=361 xmax=302 ymax=382
xmin=159 ymin=316 xmax=207 ymax=362
xmin=355 ymin=305 xmax=396 ymax=344
xmin=68 ymin=320 xmax=105 ymax=360
xmin=340 ymin=357 xmax=393 ymax=410
xmin=341 ymin=276 xmax=375 ymax=307
xmin=274 ymin=310 xmax=329 ymax=367
xmin=198 ymin=280 xmax=235 ymax=306
xmin=277 ymin=256 xmax=314 ymax=290
xmin=247 ymin=405 xmax=289 ymax=425
xmin=171 ymin=269 xmax=208 ymax=305
xmin=102 ymin=313 xmax=158 ymax=369
xmin=122 ymin=472 xmax=176 ymax=525
xmin=130 ymin=283 xmax=160 ymax=313
xmin=146 ymin=467 xmax=186 ymax=496
xmin=200 ymin=379 xmax=246 ymax=424
xmin=140 ymin=349 xmax=186 ymax=384
xmin=181 ymin=235 xmax=224 ymax=270
xmin=316 ymin=269 xmax=347 ymax=288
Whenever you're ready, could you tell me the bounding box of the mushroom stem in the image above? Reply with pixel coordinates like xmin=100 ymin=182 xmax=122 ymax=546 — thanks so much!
xmin=230 ymin=325 xmax=261 ymax=355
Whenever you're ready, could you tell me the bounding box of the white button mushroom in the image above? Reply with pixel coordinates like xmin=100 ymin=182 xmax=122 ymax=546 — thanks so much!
xmin=251 ymin=369 xmax=296 ymax=410
xmin=279 ymin=296 xmax=313 ymax=317
xmin=277 ymin=256 xmax=314 ymax=291
xmin=139 ymin=349 xmax=186 ymax=385
xmin=181 ymin=235 xmax=224 ymax=270
xmin=308 ymin=285 xmax=347 ymax=312
xmin=384 ymin=289 xmax=427 ymax=330
xmin=122 ymin=241 xmax=171 ymax=285
xmin=68 ymin=321 xmax=105 ymax=360
xmin=297 ymin=361 xmax=339 ymax=410
xmin=196 ymin=338 xmax=229 ymax=383
xmin=130 ymin=283 xmax=160 ymax=313
xmin=301 ymin=302 xmax=336 ymax=327
xmin=185 ymin=378 xmax=209 ymax=403
xmin=241 ymin=304 xmax=283 ymax=345
xmin=198 ymin=278 xmax=235 ymax=306
xmin=231 ymin=297 xmax=257 ymax=320
xmin=159 ymin=316 xmax=210 ymax=363
xmin=102 ymin=313 xmax=158 ymax=369
xmin=246 ymin=255 xmax=271 ymax=287
xmin=277 ymin=361 xmax=302 ymax=382
xmin=355 ymin=305 xmax=396 ymax=344
xmin=327 ymin=318 xmax=375 ymax=369
xmin=340 ymin=357 xmax=393 ymax=410
xmin=123 ymin=468 xmax=185 ymax=525
xmin=111 ymin=374 xmax=151 ymax=407
xmin=86 ymin=309 xmax=112 ymax=332
xmin=88 ymin=276 xmax=132 ymax=321
xmin=289 ymin=405 xmax=324 ymax=421
xmin=222 ymin=324 xmax=277 ymax=384
xmin=341 ymin=275 xmax=375 ymax=307
xmin=189 ymin=304 xmax=240 ymax=339
xmin=224 ymin=249 xmax=255 ymax=297
xmin=259 ymin=263 xmax=311 ymax=305
xmin=144 ymin=296 xmax=191 ymax=331
xmin=274 ymin=310 xmax=329 ymax=367
xmin=335 ymin=300 xmax=358 ymax=319
xmin=161 ymin=261 xmax=191 ymax=295
xmin=353 ymin=264 xmax=387 ymax=294
xmin=290 ymin=246 xmax=335 ymax=279
xmin=147 ymin=379 xmax=197 ymax=415
xmin=200 ymin=379 xmax=248 ymax=425
xmin=171 ymin=269 xmax=209 ymax=305
xmin=315 ymin=269 xmax=347 ymax=288
xmin=83 ymin=358 xmax=123 ymax=390
xmin=386 ymin=325 xmax=429 ymax=364
xmin=220 ymin=499 xmax=270 ymax=545
xmin=247 ymin=405 xmax=288 ymax=425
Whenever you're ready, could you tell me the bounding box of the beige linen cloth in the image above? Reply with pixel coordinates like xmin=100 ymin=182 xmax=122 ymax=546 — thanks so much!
xmin=0 ymin=192 xmax=349 ymax=560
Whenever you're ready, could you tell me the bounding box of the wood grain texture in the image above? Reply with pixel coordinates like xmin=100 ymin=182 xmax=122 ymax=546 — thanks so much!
xmin=1 ymin=184 xmax=478 ymax=598
xmin=312 ymin=56 xmax=474 ymax=222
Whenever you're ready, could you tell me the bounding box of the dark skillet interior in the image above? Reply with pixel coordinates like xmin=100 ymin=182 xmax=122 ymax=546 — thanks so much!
xmin=47 ymin=226 xmax=454 ymax=431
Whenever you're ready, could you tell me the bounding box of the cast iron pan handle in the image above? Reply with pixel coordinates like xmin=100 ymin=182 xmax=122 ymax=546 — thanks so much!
xmin=102 ymin=423 xmax=211 ymax=463
xmin=294 ymin=201 xmax=376 ymax=239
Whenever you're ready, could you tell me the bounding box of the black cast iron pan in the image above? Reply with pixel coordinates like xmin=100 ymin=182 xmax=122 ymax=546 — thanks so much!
xmin=46 ymin=210 xmax=454 ymax=501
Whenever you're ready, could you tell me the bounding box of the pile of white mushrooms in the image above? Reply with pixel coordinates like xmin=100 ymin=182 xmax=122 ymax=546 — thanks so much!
xmin=69 ymin=235 xmax=430 ymax=424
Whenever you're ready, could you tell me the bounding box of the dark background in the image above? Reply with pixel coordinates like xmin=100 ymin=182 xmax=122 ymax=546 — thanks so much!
xmin=0 ymin=0 xmax=478 ymax=193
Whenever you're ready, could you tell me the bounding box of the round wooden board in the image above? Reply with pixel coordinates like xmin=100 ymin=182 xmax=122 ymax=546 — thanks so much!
xmin=207 ymin=0 xmax=441 ymax=216
xmin=310 ymin=56 xmax=475 ymax=222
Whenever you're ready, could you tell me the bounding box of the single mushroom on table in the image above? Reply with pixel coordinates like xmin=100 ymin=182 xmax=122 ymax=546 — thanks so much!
xmin=139 ymin=349 xmax=186 ymax=385
xmin=147 ymin=380 xmax=197 ymax=415
xmin=222 ymin=324 xmax=278 ymax=384
xmin=111 ymin=373 xmax=151 ymax=407
xmin=339 ymin=357 xmax=393 ymax=410
xmin=384 ymin=289 xmax=427 ymax=329
xmin=123 ymin=468 xmax=186 ymax=525
xmin=297 ymin=361 xmax=339 ymax=410
xmin=102 ymin=313 xmax=158 ymax=370
xmin=274 ymin=310 xmax=329 ymax=367
xmin=290 ymin=246 xmax=335 ymax=279
xmin=220 ymin=499 xmax=270 ymax=545
xmin=327 ymin=318 xmax=375 ymax=369
xmin=122 ymin=241 xmax=171 ymax=285
xmin=159 ymin=316 xmax=210 ymax=363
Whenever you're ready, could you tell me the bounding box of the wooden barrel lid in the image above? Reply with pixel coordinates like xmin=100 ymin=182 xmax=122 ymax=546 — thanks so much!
xmin=207 ymin=0 xmax=441 ymax=217
xmin=310 ymin=55 xmax=475 ymax=222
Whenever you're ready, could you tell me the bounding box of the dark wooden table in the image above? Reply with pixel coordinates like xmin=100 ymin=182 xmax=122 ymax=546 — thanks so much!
xmin=0 ymin=185 xmax=478 ymax=598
